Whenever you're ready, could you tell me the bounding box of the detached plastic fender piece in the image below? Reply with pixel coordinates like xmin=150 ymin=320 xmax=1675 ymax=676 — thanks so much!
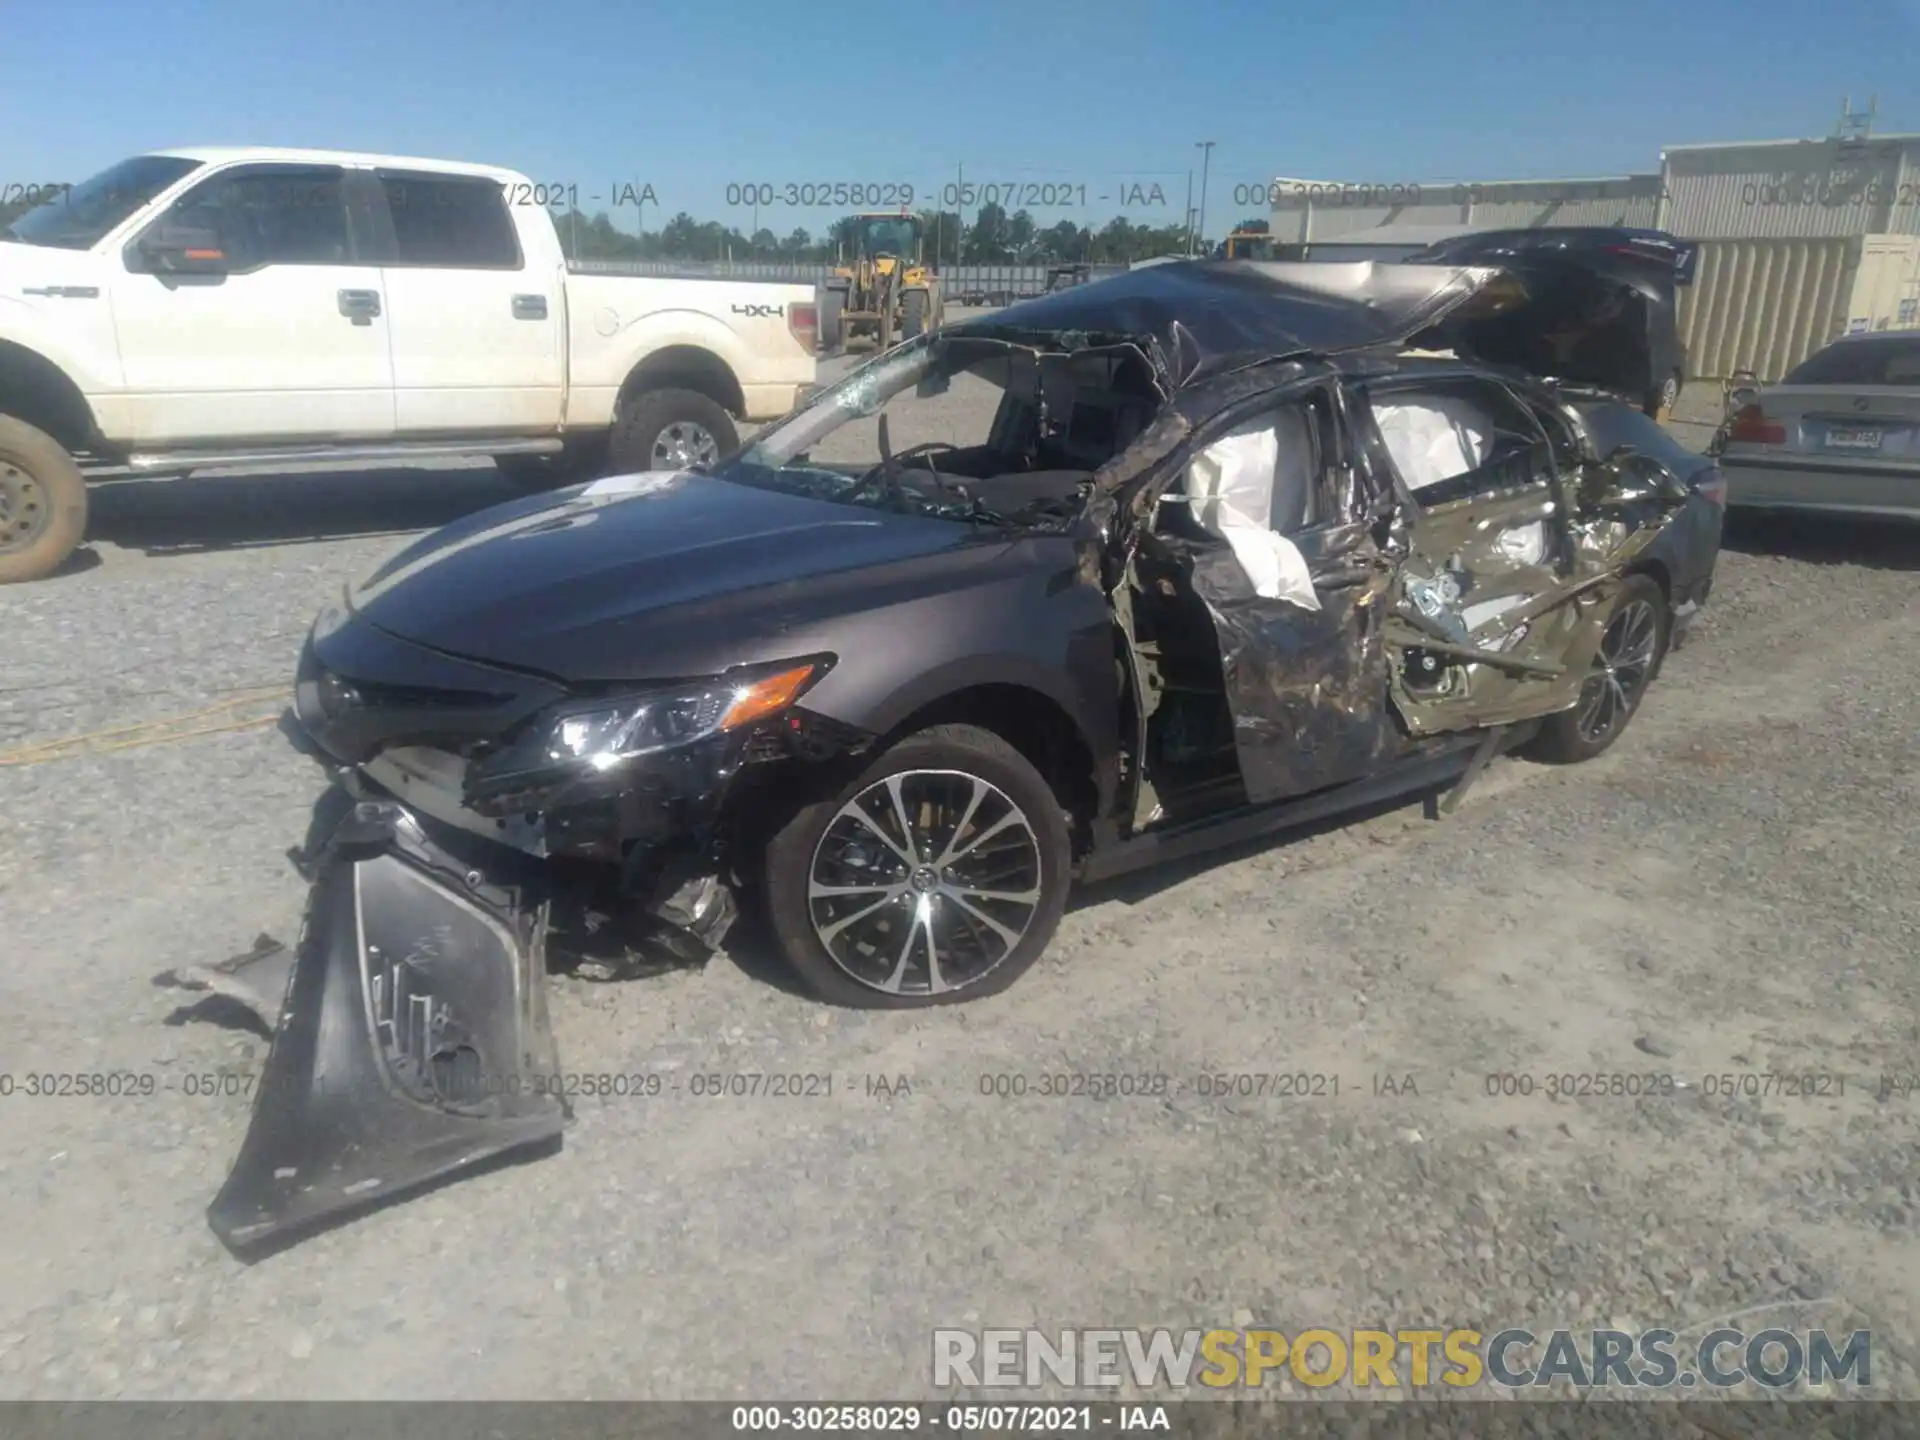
xmin=207 ymin=807 xmax=567 ymax=1256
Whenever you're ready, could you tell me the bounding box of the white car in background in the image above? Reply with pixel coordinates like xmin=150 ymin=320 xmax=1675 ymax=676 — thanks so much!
xmin=1717 ymin=331 xmax=1920 ymax=519
xmin=0 ymin=147 xmax=821 ymax=582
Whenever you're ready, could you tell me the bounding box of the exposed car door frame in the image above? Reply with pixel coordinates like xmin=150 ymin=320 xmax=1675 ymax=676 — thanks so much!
xmin=1110 ymin=370 xmax=1404 ymax=821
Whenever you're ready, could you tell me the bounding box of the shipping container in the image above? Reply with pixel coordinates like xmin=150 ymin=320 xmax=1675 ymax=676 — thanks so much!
xmin=1660 ymin=136 xmax=1920 ymax=240
xmin=1267 ymin=175 xmax=1662 ymax=242
xmin=1675 ymin=234 xmax=1920 ymax=382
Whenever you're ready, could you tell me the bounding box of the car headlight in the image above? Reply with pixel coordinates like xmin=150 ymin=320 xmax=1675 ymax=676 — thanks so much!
xmin=542 ymin=661 xmax=824 ymax=772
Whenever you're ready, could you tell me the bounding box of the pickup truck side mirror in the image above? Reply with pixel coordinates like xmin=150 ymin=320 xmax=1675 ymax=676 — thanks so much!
xmin=134 ymin=212 xmax=232 ymax=276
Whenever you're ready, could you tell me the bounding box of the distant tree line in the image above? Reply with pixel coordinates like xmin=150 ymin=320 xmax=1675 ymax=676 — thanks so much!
xmin=0 ymin=186 xmax=1272 ymax=267
xmin=557 ymin=205 xmax=1276 ymax=266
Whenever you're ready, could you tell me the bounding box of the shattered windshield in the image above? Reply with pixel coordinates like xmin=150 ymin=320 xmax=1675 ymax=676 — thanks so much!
xmin=3 ymin=154 xmax=203 ymax=249
xmin=724 ymin=332 xmax=1157 ymax=529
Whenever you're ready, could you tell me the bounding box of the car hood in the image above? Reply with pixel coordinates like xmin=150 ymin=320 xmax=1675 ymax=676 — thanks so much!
xmin=948 ymin=256 xmax=1665 ymax=400
xmin=346 ymin=471 xmax=996 ymax=682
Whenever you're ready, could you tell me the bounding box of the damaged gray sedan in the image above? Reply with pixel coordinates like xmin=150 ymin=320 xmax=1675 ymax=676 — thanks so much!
xmin=207 ymin=256 xmax=1724 ymax=1252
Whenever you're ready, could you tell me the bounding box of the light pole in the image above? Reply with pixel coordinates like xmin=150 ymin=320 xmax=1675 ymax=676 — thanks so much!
xmin=1194 ymin=141 xmax=1215 ymax=256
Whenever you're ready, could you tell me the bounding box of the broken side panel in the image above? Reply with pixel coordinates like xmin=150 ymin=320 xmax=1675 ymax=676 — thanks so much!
xmin=1187 ymin=519 xmax=1398 ymax=804
xmin=1385 ymin=484 xmax=1677 ymax=737
xmin=207 ymin=804 xmax=567 ymax=1256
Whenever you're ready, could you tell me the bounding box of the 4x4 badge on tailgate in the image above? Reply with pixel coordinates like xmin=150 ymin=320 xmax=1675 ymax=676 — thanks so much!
xmin=732 ymin=303 xmax=784 ymax=318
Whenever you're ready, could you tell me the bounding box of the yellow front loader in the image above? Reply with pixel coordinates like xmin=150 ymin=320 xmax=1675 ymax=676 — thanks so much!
xmin=820 ymin=211 xmax=944 ymax=353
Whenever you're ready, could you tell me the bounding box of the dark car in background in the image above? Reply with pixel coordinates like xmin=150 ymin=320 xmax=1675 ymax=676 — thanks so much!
xmin=1405 ymin=226 xmax=1698 ymax=419
xmin=208 ymin=257 xmax=1725 ymax=1253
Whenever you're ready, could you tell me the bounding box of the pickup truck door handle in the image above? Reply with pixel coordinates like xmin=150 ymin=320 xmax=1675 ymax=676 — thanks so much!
xmin=511 ymin=293 xmax=548 ymax=320
xmin=337 ymin=289 xmax=381 ymax=321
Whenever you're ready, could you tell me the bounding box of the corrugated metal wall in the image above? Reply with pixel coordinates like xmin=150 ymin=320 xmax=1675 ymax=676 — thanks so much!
xmin=1677 ymin=238 xmax=1857 ymax=382
xmin=1843 ymin=235 xmax=1920 ymax=333
xmin=1660 ymin=138 xmax=1920 ymax=239
xmin=1268 ymin=176 xmax=1662 ymax=242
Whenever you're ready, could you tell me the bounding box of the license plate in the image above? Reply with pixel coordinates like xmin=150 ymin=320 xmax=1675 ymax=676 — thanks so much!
xmin=1826 ymin=427 xmax=1883 ymax=450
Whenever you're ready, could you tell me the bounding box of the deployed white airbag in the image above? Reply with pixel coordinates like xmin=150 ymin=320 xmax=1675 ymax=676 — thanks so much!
xmin=1183 ymin=419 xmax=1321 ymax=613
xmin=1372 ymin=396 xmax=1492 ymax=495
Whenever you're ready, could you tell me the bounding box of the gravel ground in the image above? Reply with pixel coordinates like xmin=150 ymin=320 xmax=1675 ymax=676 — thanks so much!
xmin=1 ymin=334 xmax=1917 ymax=1407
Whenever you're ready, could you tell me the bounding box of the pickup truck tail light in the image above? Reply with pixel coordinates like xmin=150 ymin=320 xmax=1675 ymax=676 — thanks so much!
xmin=788 ymin=302 xmax=819 ymax=354
xmin=1727 ymin=403 xmax=1785 ymax=445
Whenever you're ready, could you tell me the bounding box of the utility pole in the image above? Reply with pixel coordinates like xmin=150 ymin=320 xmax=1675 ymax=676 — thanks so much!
xmin=956 ymin=162 xmax=966 ymax=267
xmin=1183 ymin=170 xmax=1194 ymax=255
xmin=1195 ymin=140 xmax=1216 ymax=257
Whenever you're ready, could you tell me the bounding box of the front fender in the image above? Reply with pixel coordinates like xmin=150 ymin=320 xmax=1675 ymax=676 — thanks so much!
xmin=0 ymin=299 xmax=114 ymax=417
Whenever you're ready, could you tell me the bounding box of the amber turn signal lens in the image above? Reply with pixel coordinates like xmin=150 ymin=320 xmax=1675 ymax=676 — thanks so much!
xmin=720 ymin=665 xmax=817 ymax=731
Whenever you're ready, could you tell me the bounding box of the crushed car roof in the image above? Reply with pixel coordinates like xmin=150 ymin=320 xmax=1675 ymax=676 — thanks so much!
xmin=944 ymin=259 xmax=1496 ymax=390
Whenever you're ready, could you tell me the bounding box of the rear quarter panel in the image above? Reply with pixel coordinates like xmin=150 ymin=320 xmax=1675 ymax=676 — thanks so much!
xmin=561 ymin=275 xmax=817 ymax=426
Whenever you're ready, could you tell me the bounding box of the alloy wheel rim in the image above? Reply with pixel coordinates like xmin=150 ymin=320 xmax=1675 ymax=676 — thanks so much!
xmin=807 ymin=769 xmax=1044 ymax=996
xmin=651 ymin=421 xmax=719 ymax=470
xmin=0 ymin=462 xmax=49 ymax=553
xmin=1575 ymin=598 xmax=1659 ymax=743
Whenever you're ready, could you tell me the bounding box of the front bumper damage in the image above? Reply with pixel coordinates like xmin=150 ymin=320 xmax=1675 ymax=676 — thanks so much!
xmin=201 ymin=797 xmax=570 ymax=1256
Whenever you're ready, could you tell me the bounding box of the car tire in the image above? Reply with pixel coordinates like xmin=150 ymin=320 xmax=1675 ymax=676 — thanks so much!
xmin=901 ymin=289 xmax=928 ymax=340
xmin=495 ymin=439 xmax=609 ymax=492
xmin=0 ymin=414 xmax=88 ymax=585
xmin=1646 ymin=372 xmax=1680 ymax=422
xmin=819 ymin=287 xmax=846 ymax=355
xmin=607 ymin=388 xmax=739 ymax=474
xmin=760 ymin=723 xmax=1072 ymax=1008
xmin=1526 ymin=574 xmax=1669 ymax=765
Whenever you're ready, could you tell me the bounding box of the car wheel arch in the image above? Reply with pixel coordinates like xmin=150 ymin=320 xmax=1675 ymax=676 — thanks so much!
xmin=876 ymin=683 xmax=1103 ymax=855
xmin=0 ymin=340 xmax=100 ymax=454
xmin=618 ymin=344 xmax=745 ymax=421
xmin=832 ymin=656 xmax=1114 ymax=847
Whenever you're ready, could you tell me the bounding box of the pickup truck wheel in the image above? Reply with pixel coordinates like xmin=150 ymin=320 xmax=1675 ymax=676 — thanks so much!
xmin=761 ymin=723 xmax=1072 ymax=1009
xmin=819 ymin=288 xmax=846 ymax=354
xmin=901 ymin=289 xmax=928 ymax=340
xmin=608 ymin=389 xmax=738 ymax=474
xmin=0 ymin=415 xmax=88 ymax=585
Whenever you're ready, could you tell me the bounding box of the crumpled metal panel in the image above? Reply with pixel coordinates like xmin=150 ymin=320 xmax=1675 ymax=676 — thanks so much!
xmin=1184 ymin=521 xmax=1397 ymax=802
xmin=945 ymin=260 xmax=1493 ymax=394
xmin=1383 ymin=479 xmax=1680 ymax=737
xmin=206 ymin=802 xmax=567 ymax=1257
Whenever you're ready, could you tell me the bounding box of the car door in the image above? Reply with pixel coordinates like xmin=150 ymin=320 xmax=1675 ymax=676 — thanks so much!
xmin=108 ymin=162 xmax=394 ymax=444
xmin=1132 ymin=381 xmax=1400 ymax=807
xmin=1353 ymin=372 xmax=1672 ymax=737
xmin=363 ymin=170 xmax=564 ymax=435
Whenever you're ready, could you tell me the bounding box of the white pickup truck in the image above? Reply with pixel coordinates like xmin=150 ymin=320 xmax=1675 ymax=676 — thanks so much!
xmin=0 ymin=147 xmax=821 ymax=582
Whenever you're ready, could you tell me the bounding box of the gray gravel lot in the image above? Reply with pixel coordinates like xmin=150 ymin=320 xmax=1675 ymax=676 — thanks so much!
xmin=1 ymin=331 xmax=1917 ymax=1406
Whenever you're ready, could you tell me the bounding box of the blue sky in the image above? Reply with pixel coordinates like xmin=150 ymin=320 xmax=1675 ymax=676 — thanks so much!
xmin=2 ymin=0 xmax=1915 ymax=236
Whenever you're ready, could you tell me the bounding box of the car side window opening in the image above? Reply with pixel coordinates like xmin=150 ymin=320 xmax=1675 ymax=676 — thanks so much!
xmin=166 ymin=167 xmax=352 ymax=270
xmin=1162 ymin=393 xmax=1336 ymax=612
xmin=378 ymin=174 xmax=523 ymax=269
xmin=1366 ymin=379 xmax=1553 ymax=509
